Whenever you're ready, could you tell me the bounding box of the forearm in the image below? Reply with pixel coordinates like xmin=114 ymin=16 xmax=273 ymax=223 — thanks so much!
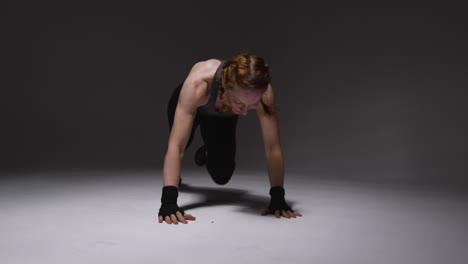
xmin=265 ymin=148 xmax=285 ymax=187
xmin=162 ymin=148 xmax=184 ymax=187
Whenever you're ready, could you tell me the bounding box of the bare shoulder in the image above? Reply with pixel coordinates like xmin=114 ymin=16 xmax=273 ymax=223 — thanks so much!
xmin=178 ymin=59 xmax=222 ymax=112
xmin=262 ymin=83 xmax=275 ymax=105
xmin=256 ymin=83 xmax=277 ymax=117
xmin=188 ymin=59 xmax=221 ymax=79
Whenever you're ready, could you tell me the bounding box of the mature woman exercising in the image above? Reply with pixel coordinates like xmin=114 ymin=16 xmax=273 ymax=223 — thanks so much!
xmin=158 ymin=53 xmax=302 ymax=224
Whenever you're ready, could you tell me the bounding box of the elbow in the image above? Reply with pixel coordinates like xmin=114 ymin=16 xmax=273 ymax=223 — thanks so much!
xmin=166 ymin=143 xmax=186 ymax=160
xmin=265 ymin=143 xmax=282 ymax=157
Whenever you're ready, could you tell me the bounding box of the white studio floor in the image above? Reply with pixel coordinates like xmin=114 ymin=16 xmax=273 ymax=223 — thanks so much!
xmin=1 ymin=170 xmax=467 ymax=264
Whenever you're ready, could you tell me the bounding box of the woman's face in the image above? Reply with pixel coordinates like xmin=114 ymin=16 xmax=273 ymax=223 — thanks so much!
xmin=226 ymin=86 xmax=265 ymax=115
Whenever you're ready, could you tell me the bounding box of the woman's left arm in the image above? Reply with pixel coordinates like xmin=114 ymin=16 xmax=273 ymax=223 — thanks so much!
xmin=257 ymin=84 xmax=302 ymax=218
xmin=256 ymin=84 xmax=285 ymax=188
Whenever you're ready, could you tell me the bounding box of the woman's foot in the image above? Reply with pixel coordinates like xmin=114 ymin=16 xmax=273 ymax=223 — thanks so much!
xmin=195 ymin=145 xmax=207 ymax=166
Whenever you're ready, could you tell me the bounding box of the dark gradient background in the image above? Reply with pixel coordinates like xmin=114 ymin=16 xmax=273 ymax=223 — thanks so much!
xmin=3 ymin=1 xmax=468 ymax=186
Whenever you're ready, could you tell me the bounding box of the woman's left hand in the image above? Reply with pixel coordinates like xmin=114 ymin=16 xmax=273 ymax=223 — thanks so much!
xmin=261 ymin=208 xmax=302 ymax=218
xmin=261 ymin=186 xmax=302 ymax=218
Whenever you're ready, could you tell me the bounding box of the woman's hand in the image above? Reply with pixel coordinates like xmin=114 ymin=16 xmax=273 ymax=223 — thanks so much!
xmin=261 ymin=208 xmax=302 ymax=218
xmin=261 ymin=186 xmax=302 ymax=219
xmin=158 ymin=210 xmax=196 ymax=224
xmin=158 ymin=186 xmax=196 ymax=224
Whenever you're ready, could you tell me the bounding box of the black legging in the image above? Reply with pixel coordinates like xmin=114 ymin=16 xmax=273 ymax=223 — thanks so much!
xmin=167 ymin=84 xmax=239 ymax=185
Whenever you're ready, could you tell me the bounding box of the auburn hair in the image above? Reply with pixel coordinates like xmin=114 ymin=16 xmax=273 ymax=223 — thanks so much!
xmin=219 ymin=53 xmax=275 ymax=115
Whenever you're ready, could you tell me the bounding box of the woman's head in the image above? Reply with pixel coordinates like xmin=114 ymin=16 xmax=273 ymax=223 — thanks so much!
xmin=221 ymin=53 xmax=271 ymax=92
xmin=220 ymin=53 xmax=273 ymax=115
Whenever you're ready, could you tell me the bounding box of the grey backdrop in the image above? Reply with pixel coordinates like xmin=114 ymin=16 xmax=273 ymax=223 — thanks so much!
xmin=3 ymin=1 xmax=467 ymax=186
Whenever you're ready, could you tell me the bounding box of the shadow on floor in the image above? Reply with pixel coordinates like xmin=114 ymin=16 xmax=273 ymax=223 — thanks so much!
xmin=178 ymin=182 xmax=297 ymax=215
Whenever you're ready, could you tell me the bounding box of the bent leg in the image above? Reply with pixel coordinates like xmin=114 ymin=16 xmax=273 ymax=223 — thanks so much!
xmin=199 ymin=115 xmax=239 ymax=185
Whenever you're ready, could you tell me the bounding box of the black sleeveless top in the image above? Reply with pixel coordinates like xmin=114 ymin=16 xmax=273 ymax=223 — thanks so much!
xmin=197 ymin=60 xmax=237 ymax=118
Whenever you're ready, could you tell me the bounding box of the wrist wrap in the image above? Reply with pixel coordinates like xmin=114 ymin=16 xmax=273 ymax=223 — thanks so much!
xmin=267 ymin=186 xmax=292 ymax=213
xmin=158 ymin=186 xmax=185 ymax=217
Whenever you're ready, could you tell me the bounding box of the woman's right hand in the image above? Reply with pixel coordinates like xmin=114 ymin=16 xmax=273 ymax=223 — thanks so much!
xmin=158 ymin=186 xmax=196 ymax=224
xmin=158 ymin=205 xmax=196 ymax=224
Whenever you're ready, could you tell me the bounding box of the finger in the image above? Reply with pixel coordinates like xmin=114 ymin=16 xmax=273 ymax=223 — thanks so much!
xmin=184 ymin=213 xmax=196 ymax=221
xmin=281 ymin=210 xmax=290 ymax=219
xmin=287 ymin=210 xmax=296 ymax=218
xmin=275 ymin=210 xmax=281 ymax=218
xmin=294 ymin=211 xmax=303 ymax=217
xmin=176 ymin=211 xmax=187 ymax=224
xmin=165 ymin=216 xmax=172 ymax=224
xmin=261 ymin=208 xmax=270 ymax=216
xmin=170 ymin=214 xmax=179 ymax=225
xmin=158 ymin=216 xmax=163 ymax=223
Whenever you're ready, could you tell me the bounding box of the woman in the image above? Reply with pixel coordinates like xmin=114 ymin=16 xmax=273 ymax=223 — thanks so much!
xmin=158 ymin=53 xmax=302 ymax=224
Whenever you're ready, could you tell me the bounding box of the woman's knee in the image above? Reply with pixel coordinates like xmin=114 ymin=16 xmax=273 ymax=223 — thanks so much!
xmin=207 ymin=161 xmax=235 ymax=185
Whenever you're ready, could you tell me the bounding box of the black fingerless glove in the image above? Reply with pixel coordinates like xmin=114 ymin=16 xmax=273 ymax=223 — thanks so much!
xmin=158 ymin=186 xmax=185 ymax=218
xmin=267 ymin=186 xmax=293 ymax=213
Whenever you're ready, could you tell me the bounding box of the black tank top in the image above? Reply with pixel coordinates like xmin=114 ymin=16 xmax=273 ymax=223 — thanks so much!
xmin=197 ymin=60 xmax=237 ymax=118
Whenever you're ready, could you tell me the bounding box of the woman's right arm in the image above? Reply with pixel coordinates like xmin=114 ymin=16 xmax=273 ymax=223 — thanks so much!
xmin=162 ymin=63 xmax=210 ymax=187
xmin=158 ymin=60 xmax=218 ymax=224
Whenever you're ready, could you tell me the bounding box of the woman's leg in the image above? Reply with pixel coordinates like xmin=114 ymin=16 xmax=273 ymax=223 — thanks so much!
xmin=199 ymin=115 xmax=239 ymax=185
